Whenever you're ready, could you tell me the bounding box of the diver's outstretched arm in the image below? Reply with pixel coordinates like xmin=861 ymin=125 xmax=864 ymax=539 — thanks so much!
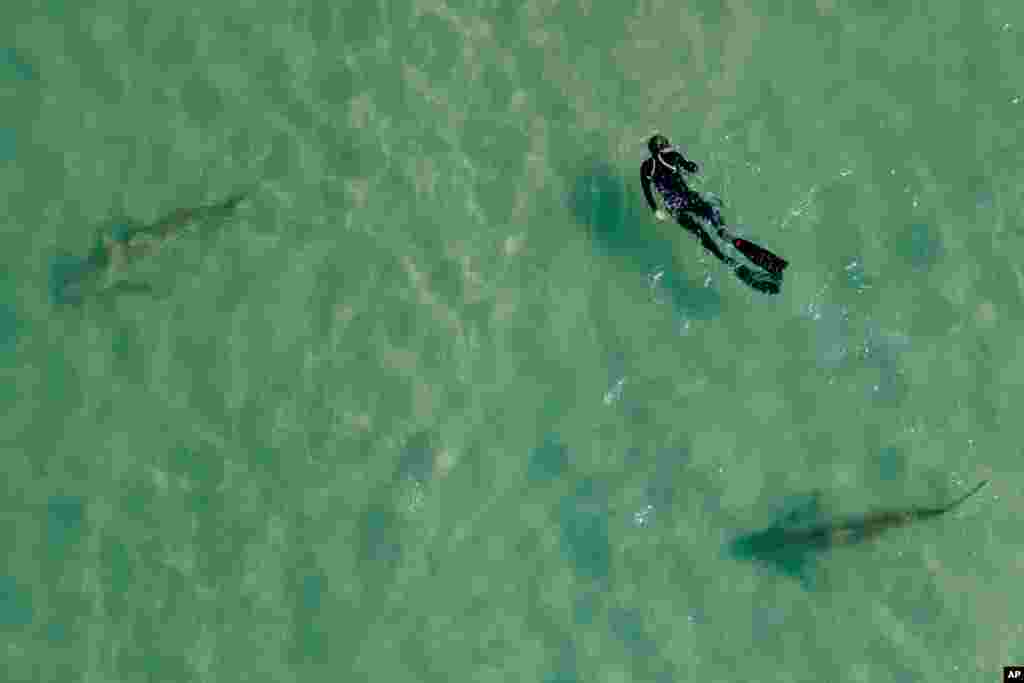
xmin=662 ymin=149 xmax=699 ymax=174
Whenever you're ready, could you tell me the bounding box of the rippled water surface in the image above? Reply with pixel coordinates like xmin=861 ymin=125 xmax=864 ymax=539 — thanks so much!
xmin=2 ymin=1 xmax=1021 ymax=681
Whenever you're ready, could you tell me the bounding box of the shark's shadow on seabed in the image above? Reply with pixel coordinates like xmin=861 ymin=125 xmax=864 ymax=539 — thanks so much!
xmin=48 ymin=193 xmax=249 ymax=306
xmin=723 ymin=480 xmax=989 ymax=590
xmin=569 ymin=162 xmax=721 ymax=322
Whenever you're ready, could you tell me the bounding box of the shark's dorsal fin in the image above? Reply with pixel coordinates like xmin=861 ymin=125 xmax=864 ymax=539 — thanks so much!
xmin=775 ymin=489 xmax=825 ymax=528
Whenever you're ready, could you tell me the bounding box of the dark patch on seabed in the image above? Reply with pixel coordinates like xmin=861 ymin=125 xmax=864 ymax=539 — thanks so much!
xmin=46 ymin=495 xmax=85 ymax=548
xmin=0 ymin=575 xmax=34 ymax=628
xmin=287 ymin=567 xmax=329 ymax=668
xmin=543 ymin=639 xmax=579 ymax=683
xmin=1 ymin=48 xmax=37 ymax=81
xmin=47 ymin=250 xmax=92 ymax=306
xmin=396 ymin=430 xmax=435 ymax=483
xmin=749 ymin=603 xmax=790 ymax=645
xmin=0 ymin=127 xmax=16 ymax=162
xmin=649 ymin=266 xmax=721 ymax=321
xmin=875 ymin=445 xmax=908 ymax=483
xmin=44 ymin=619 xmax=69 ymax=644
xmin=351 ymin=496 xmax=405 ymax=657
xmin=646 ymin=445 xmax=687 ymax=509
xmin=572 ymin=590 xmax=601 ymax=626
xmin=859 ymin=321 xmax=911 ymax=405
xmin=300 ymin=573 xmax=326 ymax=612
xmin=628 ymin=444 xmax=690 ymax=529
xmin=608 ymin=605 xmax=677 ymax=681
xmin=841 ymin=257 xmax=870 ymax=293
xmin=570 ymin=165 xmax=634 ymax=258
xmin=528 ymin=433 xmax=569 ymax=483
xmin=167 ymin=442 xmax=226 ymax=489
xmin=559 ymin=477 xmax=611 ymax=585
xmin=571 ymin=163 xmax=722 ymax=321
xmin=0 ymin=301 xmax=17 ymax=354
xmin=357 ymin=501 xmax=402 ymax=579
xmin=890 ymin=222 xmax=944 ymax=272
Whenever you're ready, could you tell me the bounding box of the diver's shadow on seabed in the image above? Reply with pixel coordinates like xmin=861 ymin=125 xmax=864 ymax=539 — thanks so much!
xmin=569 ymin=162 xmax=721 ymax=321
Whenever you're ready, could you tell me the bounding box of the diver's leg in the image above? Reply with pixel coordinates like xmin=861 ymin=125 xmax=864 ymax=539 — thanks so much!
xmin=697 ymin=224 xmax=781 ymax=293
xmin=675 ymin=212 xmax=734 ymax=264
xmin=684 ymin=192 xmax=724 ymax=227
xmin=699 ymin=229 xmax=734 ymax=265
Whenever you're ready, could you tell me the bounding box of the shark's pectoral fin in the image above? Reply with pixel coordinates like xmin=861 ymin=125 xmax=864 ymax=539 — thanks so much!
xmin=800 ymin=560 xmax=828 ymax=592
xmin=771 ymin=546 xmax=818 ymax=588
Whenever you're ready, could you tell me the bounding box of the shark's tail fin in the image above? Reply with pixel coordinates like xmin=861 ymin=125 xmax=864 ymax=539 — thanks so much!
xmin=918 ymin=480 xmax=990 ymax=519
xmin=203 ymin=191 xmax=249 ymax=216
xmin=944 ymin=480 xmax=990 ymax=512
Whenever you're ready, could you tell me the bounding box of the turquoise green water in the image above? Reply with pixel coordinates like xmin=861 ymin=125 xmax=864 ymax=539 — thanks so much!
xmin=2 ymin=1 xmax=1022 ymax=681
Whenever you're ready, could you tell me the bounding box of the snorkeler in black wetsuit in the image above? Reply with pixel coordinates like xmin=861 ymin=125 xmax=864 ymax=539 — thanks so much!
xmin=641 ymin=134 xmax=788 ymax=294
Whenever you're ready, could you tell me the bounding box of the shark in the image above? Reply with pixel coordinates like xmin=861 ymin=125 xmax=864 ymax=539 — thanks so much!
xmin=725 ymin=480 xmax=989 ymax=589
xmin=49 ymin=192 xmax=249 ymax=305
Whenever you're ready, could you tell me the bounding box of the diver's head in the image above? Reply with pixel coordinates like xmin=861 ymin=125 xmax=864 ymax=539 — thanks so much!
xmin=648 ymin=134 xmax=672 ymax=157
